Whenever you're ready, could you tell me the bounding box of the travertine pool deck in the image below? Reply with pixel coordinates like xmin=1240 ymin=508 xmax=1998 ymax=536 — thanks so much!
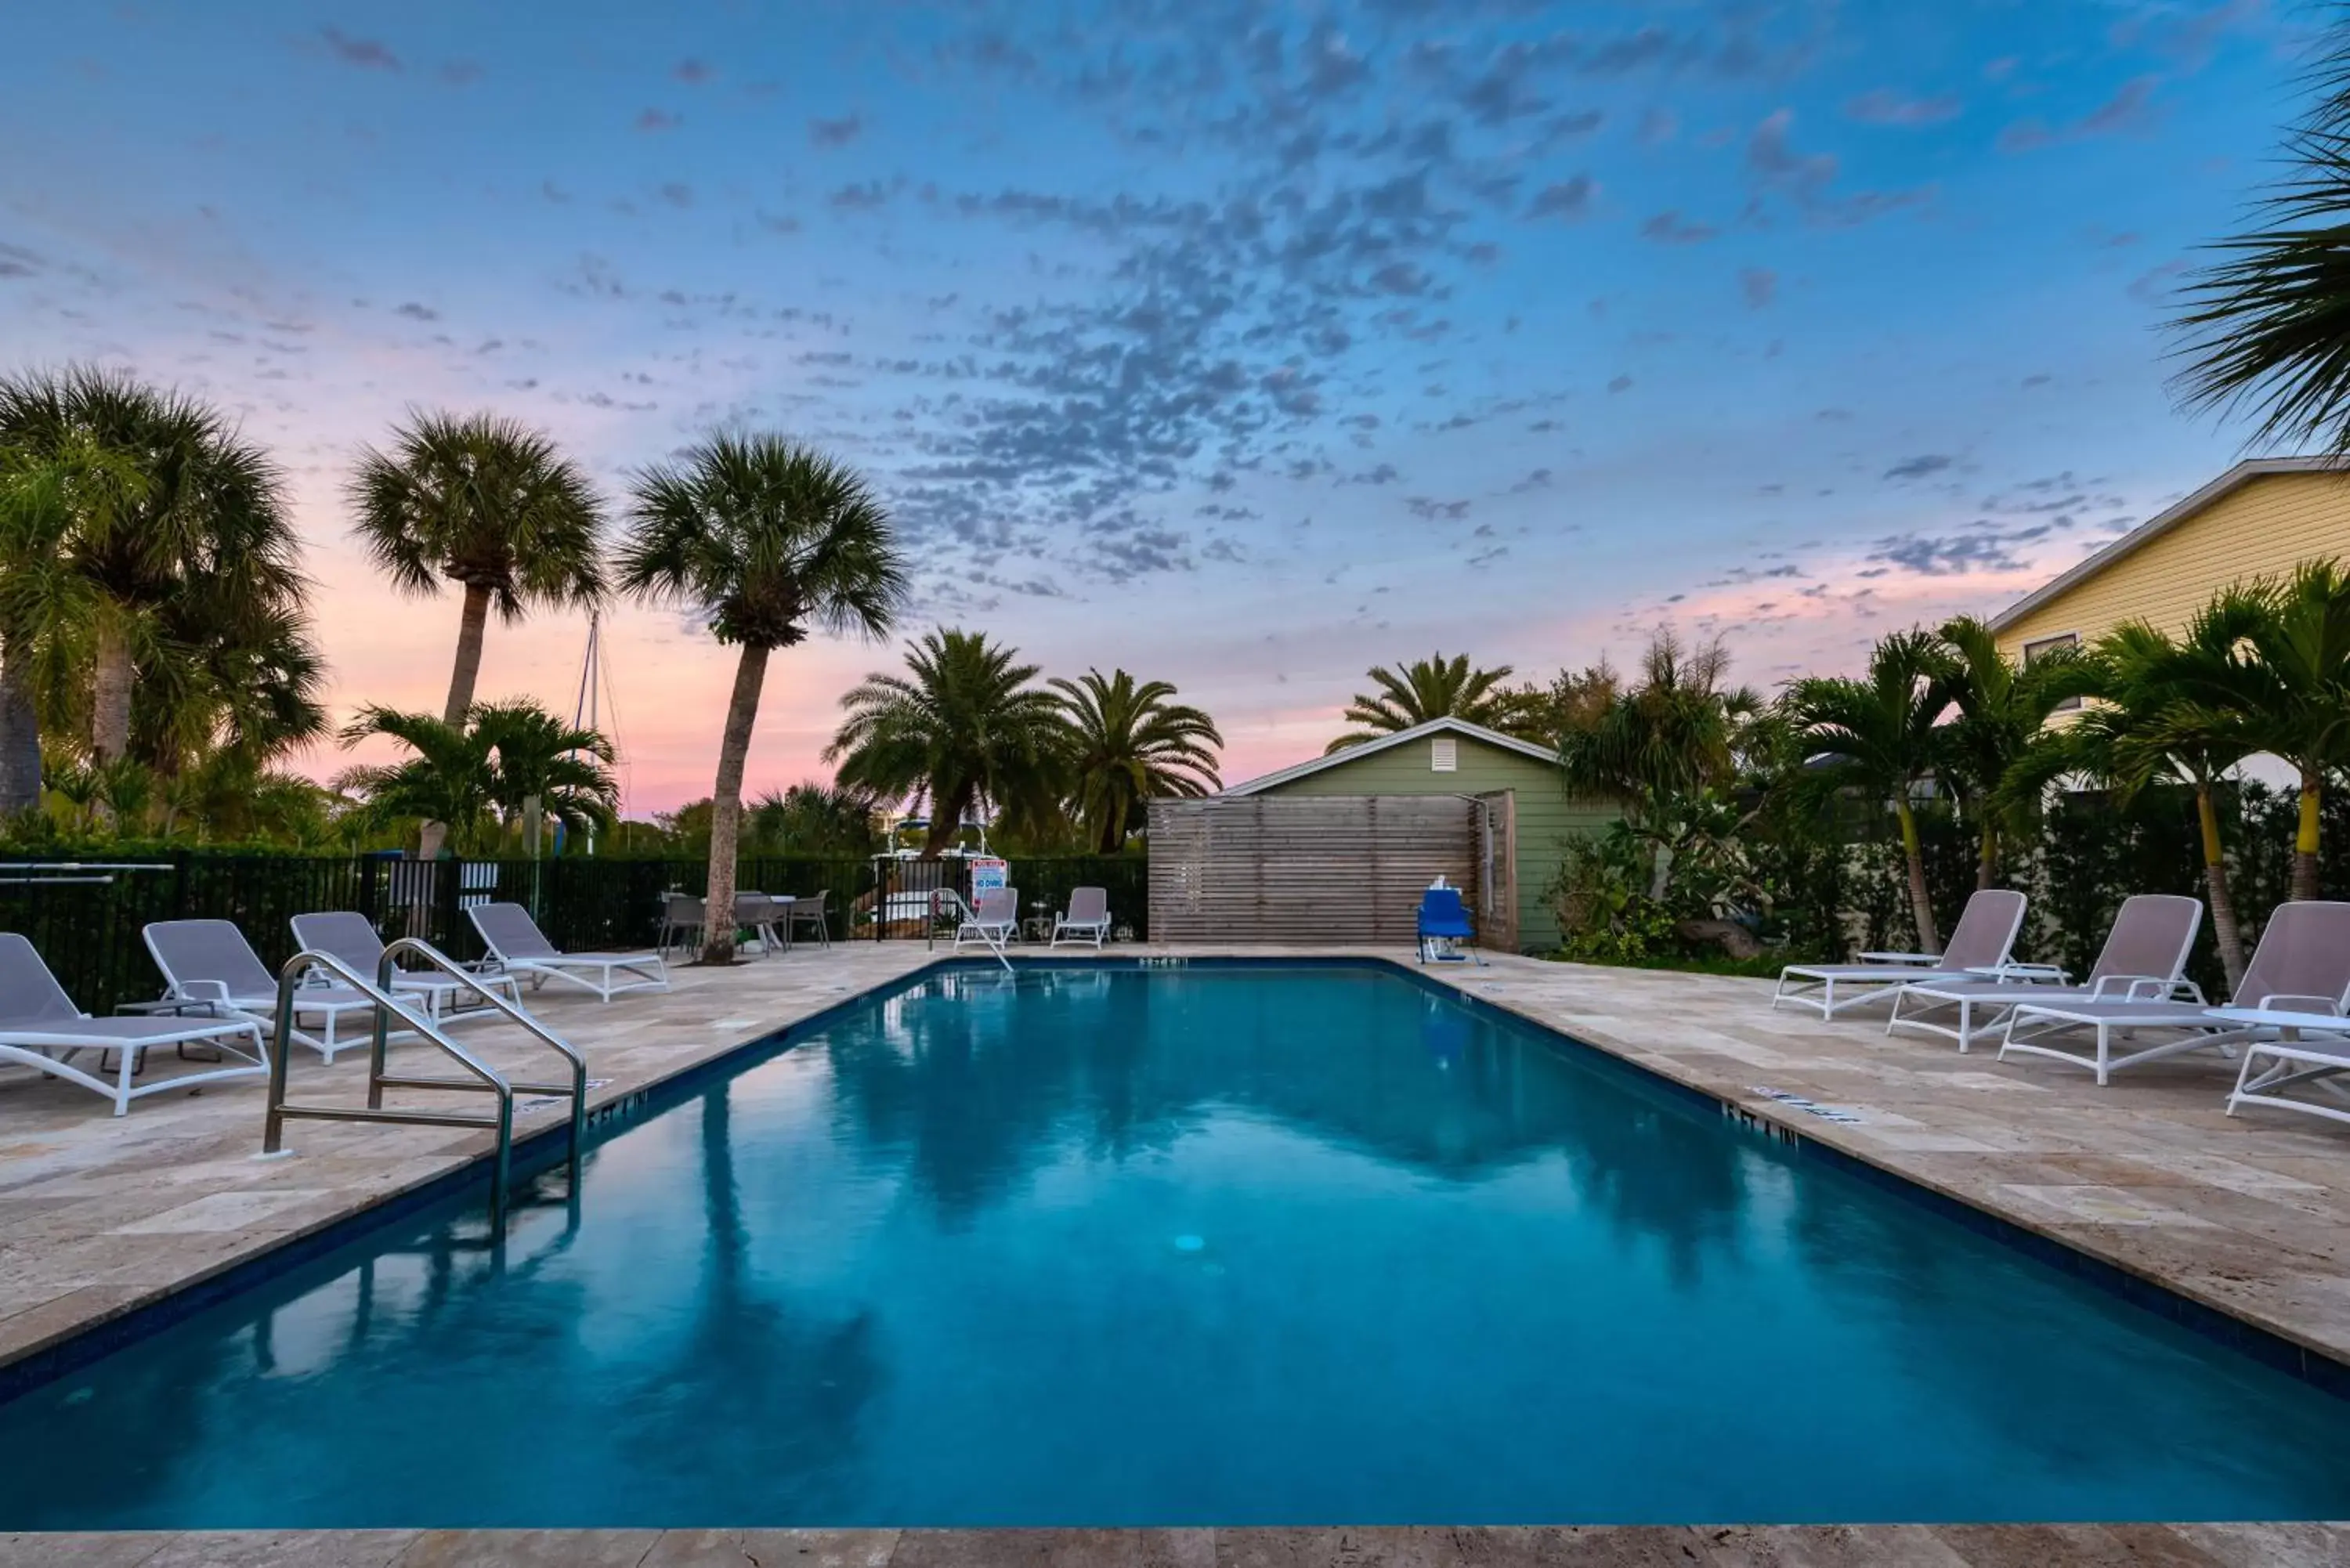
xmin=4 ymin=945 xmax=2349 ymax=1563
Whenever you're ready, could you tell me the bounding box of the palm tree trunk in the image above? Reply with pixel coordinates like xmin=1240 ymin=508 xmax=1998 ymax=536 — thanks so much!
xmin=1976 ymin=820 xmax=1997 ymax=891
xmin=2196 ymin=782 xmax=2247 ymax=994
xmin=90 ymin=618 xmax=134 ymax=765
xmin=700 ymin=643 xmax=771 ymax=965
xmin=2292 ymin=767 xmax=2323 ymax=901
xmin=1896 ymin=799 xmax=1940 ymax=954
xmin=417 ymin=582 xmax=497 ymax=862
xmin=924 ymin=785 xmax=971 ymax=857
xmin=0 ymin=638 xmax=41 ymax=818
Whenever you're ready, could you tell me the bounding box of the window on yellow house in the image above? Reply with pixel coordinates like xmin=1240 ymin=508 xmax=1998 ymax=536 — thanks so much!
xmin=2023 ymin=632 xmax=2081 ymax=711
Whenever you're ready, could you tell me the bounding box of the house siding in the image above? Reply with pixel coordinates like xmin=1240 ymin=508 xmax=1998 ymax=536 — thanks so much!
xmin=1996 ymin=472 xmax=2350 ymax=661
xmin=1253 ymin=732 xmax=1615 ymax=952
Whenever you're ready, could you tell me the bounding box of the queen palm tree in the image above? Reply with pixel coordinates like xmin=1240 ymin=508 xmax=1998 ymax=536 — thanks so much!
xmin=349 ymin=412 xmax=606 ymax=724
xmin=0 ymin=367 xmax=308 ymax=772
xmin=620 ymin=435 xmax=906 ymax=963
xmin=746 ymin=782 xmax=880 ymax=857
xmin=1049 ymin=667 xmax=1223 ymax=853
xmin=827 ymin=628 xmax=1067 ymax=856
xmin=335 ymin=705 xmax=501 ymax=851
xmin=1936 ymin=614 xmax=2084 ymax=889
xmin=1325 ymin=652 xmax=1535 ymax=751
xmin=2009 ymin=605 xmax=2264 ymax=989
xmin=471 ymin=698 xmax=620 ymax=847
xmin=1783 ymin=630 xmax=1959 ymax=952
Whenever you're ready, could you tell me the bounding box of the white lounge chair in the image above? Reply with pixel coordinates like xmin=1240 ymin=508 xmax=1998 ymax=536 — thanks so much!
xmin=291 ymin=912 xmax=522 ymax=1024
xmin=0 ymin=933 xmax=268 ymax=1115
xmin=1050 ymin=887 xmax=1112 ymax=948
xmin=1772 ymin=889 xmax=2029 ymax=1020
xmin=955 ymin=887 xmax=1019 ymax=952
xmin=144 ymin=918 xmax=390 ymax=1063
xmin=1886 ymin=894 xmax=2204 ymax=1052
xmin=2222 ymin=1004 xmax=2350 ymax=1130
xmin=468 ymin=902 xmax=669 ymax=1002
xmin=2001 ymin=900 xmax=2350 ymax=1086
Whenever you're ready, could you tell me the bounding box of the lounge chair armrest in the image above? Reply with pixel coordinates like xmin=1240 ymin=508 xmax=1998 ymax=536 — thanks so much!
xmin=2102 ymin=974 xmax=2172 ymax=1000
xmin=167 ymin=978 xmax=234 ymax=1006
xmin=1858 ymin=950 xmax=1937 ymax=965
xmin=1987 ymin=962 xmax=2067 ymax=981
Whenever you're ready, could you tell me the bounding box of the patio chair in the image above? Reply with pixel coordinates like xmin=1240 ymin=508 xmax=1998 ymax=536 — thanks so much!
xmin=291 ymin=912 xmax=522 ymax=1024
xmin=954 ymin=887 xmax=1019 ymax=952
xmin=1416 ymin=885 xmax=1484 ymax=965
xmin=1050 ymin=887 xmax=1112 ymax=949
xmin=1885 ymin=894 xmax=2204 ymax=1053
xmin=734 ymin=893 xmax=783 ymax=958
xmin=468 ymin=902 xmax=669 ymax=1002
xmin=0 ymin=933 xmax=267 ymax=1115
xmin=2001 ymin=900 xmax=2350 ymax=1086
xmin=786 ymin=890 xmax=832 ymax=949
xmin=1771 ymin=889 xmax=2029 ymax=1020
xmin=656 ymin=893 xmax=705 ymax=959
xmin=2224 ymin=1002 xmax=2350 ymax=1131
xmin=143 ymin=918 xmax=392 ymax=1064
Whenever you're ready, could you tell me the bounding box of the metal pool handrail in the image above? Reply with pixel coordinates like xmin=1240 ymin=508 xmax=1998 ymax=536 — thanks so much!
xmin=931 ymin=887 xmax=1015 ymax=974
xmin=260 ymin=942 xmax=586 ymax=1222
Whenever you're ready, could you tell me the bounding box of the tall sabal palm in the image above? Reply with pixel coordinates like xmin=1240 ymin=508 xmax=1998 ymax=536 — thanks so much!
xmin=348 ymin=411 xmax=607 ymax=728
xmin=1784 ymin=630 xmax=1959 ymax=952
xmin=0 ymin=367 xmax=307 ymax=769
xmin=136 ymin=598 xmax=329 ymax=775
xmin=2010 ymin=606 xmax=2264 ymax=989
xmin=2173 ymin=19 xmax=2350 ymax=452
xmin=1050 ymin=668 xmax=1223 ymax=853
xmin=621 ymin=434 xmax=906 ymax=963
xmin=828 ymin=629 xmax=1068 ymax=855
xmin=1937 ymin=614 xmax=2084 ymax=889
xmin=1325 ymin=652 xmax=1532 ymax=751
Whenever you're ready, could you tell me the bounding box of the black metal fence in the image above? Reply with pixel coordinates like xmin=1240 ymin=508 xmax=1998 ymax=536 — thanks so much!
xmin=0 ymin=851 xmax=1150 ymax=1014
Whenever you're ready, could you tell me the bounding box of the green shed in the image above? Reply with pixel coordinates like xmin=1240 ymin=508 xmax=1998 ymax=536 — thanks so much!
xmin=1220 ymin=717 xmax=1616 ymax=953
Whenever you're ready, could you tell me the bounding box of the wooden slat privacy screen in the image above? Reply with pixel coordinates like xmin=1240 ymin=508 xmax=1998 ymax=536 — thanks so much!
xmin=1147 ymin=795 xmax=1481 ymax=945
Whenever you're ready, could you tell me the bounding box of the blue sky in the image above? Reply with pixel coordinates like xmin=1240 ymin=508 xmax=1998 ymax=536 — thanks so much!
xmin=0 ymin=0 xmax=2312 ymax=804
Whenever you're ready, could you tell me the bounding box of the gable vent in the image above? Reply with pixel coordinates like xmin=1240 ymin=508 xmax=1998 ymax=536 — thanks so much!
xmin=1430 ymin=737 xmax=1458 ymax=772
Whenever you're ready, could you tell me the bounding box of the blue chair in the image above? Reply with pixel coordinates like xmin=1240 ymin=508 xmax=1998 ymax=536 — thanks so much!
xmin=1415 ymin=887 xmax=1484 ymax=965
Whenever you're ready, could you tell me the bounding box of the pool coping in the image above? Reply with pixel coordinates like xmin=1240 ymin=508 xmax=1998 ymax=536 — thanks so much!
xmin=4 ymin=950 xmax=2349 ymax=1415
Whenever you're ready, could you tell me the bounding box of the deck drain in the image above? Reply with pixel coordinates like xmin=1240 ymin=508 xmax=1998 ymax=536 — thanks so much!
xmin=1748 ymin=1086 xmax=1864 ymax=1125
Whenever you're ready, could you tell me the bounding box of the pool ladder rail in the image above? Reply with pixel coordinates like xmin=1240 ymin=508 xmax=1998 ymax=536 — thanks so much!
xmin=260 ymin=938 xmax=589 ymax=1223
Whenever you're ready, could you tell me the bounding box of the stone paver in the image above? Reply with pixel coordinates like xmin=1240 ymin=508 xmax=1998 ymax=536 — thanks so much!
xmin=5 ymin=945 xmax=2350 ymax=1562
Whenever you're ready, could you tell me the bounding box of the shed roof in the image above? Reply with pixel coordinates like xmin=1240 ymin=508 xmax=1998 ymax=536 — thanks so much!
xmin=1220 ymin=715 xmax=1556 ymax=797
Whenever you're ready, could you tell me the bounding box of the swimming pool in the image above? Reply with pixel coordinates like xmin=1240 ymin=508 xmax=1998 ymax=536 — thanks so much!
xmin=4 ymin=960 xmax=2348 ymax=1527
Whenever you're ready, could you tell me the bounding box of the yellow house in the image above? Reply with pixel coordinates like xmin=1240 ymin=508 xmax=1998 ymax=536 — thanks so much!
xmin=1990 ymin=457 xmax=2350 ymax=667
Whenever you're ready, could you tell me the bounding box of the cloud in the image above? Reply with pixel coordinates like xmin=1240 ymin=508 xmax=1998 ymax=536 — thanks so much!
xmin=318 ymin=27 xmax=400 ymax=71
xmin=674 ymin=59 xmax=713 ymax=85
xmin=2000 ymin=74 xmax=2162 ymax=153
xmin=1405 ymin=496 xmax=1472 ymax=520
xmin=1740 ymin=266 xmax=1777 ymax=308
xmin=829 ymin=180 xmax=895 ymax=210
xmin=1607 ymin=374 xmax=1633 ymax=393
xmin=657 ymin=181 xmax=694 ymax=209
xmin=392 ymin=302 xmax=440 ymax=322
xmin=1883 ymin=453 xmax=1953 ymax=481
xmin=1528 ymin=175 xmax=1597 ymax=221
xmin=440 ymin=60 xmax=482 ymax=87
xmin=810 ymin=112 xmax=864 ymax=148
xmin=1845 ymin=89 xmax=1961 ymax=126
xmin=1641 ymin=210 xmax=1718 ymax=244
xmin=2128 ymin=258 xmax=2187 ymax=305
xmin=634 ymin=108 xmax=681 ymax=132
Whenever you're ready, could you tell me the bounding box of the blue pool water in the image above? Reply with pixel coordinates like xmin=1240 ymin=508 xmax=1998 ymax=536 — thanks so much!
xmin=5 ymin=962 xmax=2350 ymax=1528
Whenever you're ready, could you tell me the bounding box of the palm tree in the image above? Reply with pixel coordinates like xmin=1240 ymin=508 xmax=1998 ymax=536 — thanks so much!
xmin=1325 ymin=652 xmax=1535 ymax=751
xmin=1936 ymin=615 xmax=2084 ymax=889
xmin=1557 ymin=630 xmax=1759 ymax=899
xmin=2172 ymin=18 xmax=2350 ymax=451
xmin=349 ymin=411 xmax=607 ymax=726
xmin=2010 ymin=606 xmax=2263 ymax=989
xmin=1784 ymin=630 xmax=1959 ymax=952
xmin=620 ymin=434 xmax=906 ymax=963
xmin=472 ymin=698 xmax=620 ymax=848
xmin=1049 ymin=668 xmax=1223 ymax=853
xmin=2175 ymin=565 xmax=2350 ymax=901
xmin=335 ymin=706 xmax=501 ymax=851
xmin=828 ymin=628 xmax=1067 ymax=856
xmin=0 ymin=367 xmax=308 ymax=771
xmin=746 ymin=782 xmax=880 ymax=857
